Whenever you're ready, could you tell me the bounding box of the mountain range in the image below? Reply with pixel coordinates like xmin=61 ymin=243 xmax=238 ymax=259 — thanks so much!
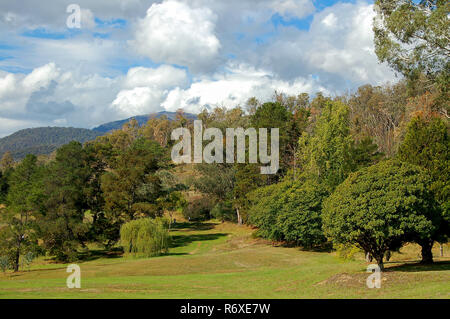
xmin=0 ymin=111 xmax=197 ymax=160
xmin=92 ymin=111 xmax=196 ymax=133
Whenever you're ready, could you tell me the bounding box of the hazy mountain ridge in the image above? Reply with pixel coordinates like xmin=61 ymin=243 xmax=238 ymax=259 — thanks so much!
xmin=0 ymin=111 xmax=197 ymax=160
xmin=0 ymin=127 xmax=103 ymax=160
xmin=92 ymin=111 xmax=197 ymax=133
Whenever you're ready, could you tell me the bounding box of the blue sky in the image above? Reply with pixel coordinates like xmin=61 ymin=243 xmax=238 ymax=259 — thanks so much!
xmin=0 ymin=0 xmax=392 ymax=137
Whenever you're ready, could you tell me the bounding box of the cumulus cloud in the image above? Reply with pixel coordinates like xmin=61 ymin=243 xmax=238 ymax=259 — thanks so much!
xmin=0 ymin=63 xmax=122 ymax=136
xmin=111 ymin=64 xmax=189 ymax=117
xmin=162 ymin=63 xmax=327 ymax=113
xmin=131 ymin=0 xmax=221 ymax=73
xmin=123 ymin=65 xmax=188 ymax=89
xmin=0 ymin=1 xmax=400 ymax=137
xmin=269 ymin=0 xmax=315 ymax=19
xmin=80 ymin=8 xmax=96 ymax=29
xmin=253 ymin=2 xmax=395 ymax=89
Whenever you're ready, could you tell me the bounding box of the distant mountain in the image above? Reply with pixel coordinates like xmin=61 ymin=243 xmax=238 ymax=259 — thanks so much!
xmin=0 ymin=111 xmax=198 ymax=161
xmin=0 ymin=127 xmax=102 ymax=161
xmin=92 ymin=111 xmax=197 ymax=133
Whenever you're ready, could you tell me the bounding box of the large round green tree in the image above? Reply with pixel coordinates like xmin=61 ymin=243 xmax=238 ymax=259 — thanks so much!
xmin=323 ymin=160 xmax=441 ymax=269
xmin=398 ymin=115 xmax=449 ymax=261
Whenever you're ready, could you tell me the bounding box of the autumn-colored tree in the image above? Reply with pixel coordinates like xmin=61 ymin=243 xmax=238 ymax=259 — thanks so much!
xmin=0 ymin=151 xmax=14 ymax=171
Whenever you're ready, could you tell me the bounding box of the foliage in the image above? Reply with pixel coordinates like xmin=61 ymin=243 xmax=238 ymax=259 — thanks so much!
xmin=247 ymin=182 xmax=290 ymax=241
xmin=298 ymin=100 xmax=355 ymax=191
xmin=323 ymin=160 xmax=441 ymax=268
xmin=248 ymin=179 xmax=328 ymax=248
xmin=397 ymin=115 xmax=449 ymax=260
xmin=0 ymin=127 xmax=102 ymax=160
xmin=334 ymin=243 xmax=361 ymax=261
xmin=211 ymin=201 xmax=236 ymax=222
xmin=251 ymin=101 xmax=291 ymax=178
xmin=348 ymin=82 xmax=408 ymax=156
xmin=182 ymin=197 xmax=214 ymax=221
xmin=92 ymin=111 xmax=197 ymax=134
xmin=38 ymin=142 xmax=91 ymax=262
xmin=120 ymin=217 xmax=170 ymax=257
xmin=275 ymin=179 xmax=329 ymax=248
xmin=101 ymin=138 xmax=166 ymax=234
xmin=373 ymin=0 xmax=449 ymax=91
xmin=0 ymin=256 xmax=9 ymax=272
xmin=0 ymin=170 xmax=9 ymax=203
xmin=0 ymin=151 xmax=14 ymax=171
xmin=232 ymin=164 xmax=266 ymax=223
xmin=193 ymin=163 xmax=236 ymax=202
xmin=0 ymin=155 xmax=42 ymax=271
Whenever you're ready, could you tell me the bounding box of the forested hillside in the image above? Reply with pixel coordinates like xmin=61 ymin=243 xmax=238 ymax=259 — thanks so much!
xmin=0 ymin=127 xmax=102 ymax=160
xmin=92 ymin=111 xmax=197 ymax=133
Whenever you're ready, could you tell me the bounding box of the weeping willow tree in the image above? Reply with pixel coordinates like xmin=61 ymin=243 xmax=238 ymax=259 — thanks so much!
xmin=120 ymin=218 xmax=170 ymax=257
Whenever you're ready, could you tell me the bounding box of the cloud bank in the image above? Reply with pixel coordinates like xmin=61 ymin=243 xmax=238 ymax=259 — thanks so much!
xmin=0 ymin=0 xmax=396 ymax=137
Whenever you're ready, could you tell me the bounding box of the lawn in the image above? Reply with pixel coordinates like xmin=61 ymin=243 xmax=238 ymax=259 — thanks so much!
xmin=0 ymin=221 xmax=448 ymax=299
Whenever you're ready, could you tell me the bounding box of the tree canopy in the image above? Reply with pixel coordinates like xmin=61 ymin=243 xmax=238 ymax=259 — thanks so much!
xmin=322 ymin=160 xmax=441 ymax=268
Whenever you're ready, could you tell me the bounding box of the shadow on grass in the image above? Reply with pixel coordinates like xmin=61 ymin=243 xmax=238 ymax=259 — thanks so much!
xmin=385 ymin=260 xmax=450 ymax=272
xmin=77 ymin=247 xmax=123 ymax=262
xmin=274 ymin=241 xmax=333 ymax=253
xmin=170 ymin=221 xmax=216 ymax=232
xmin=170 ymin=233 xmax=228 ymax=249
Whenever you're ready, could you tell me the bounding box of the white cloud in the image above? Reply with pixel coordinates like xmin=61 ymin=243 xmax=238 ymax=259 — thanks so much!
xmin=131 ymin=0 xmax=221 ymax=73
xmin=162 ymin=63 xmax=327 ymax=113
xmin=252 ymin=2 xmax=395 ymax=89
xmin=270 ymin=0 xmax=315 ymax=19
xmin=22 ymin=62 xmax=60 ymax=90
xmin=304 ymin=3 xmax=394 ymax=84
xmin=0 ymin=1 xmax=400 ymax=137
xmin=111 ymin=64 xmax=189 ymax=117
xmin=0 ymin=63 xmax=123 ymax=134
xmin=80 ymin=8 xmax=96 ymax=29
xmin=321 ymin=13 xmax=337 ymax=27
xmin=123 ymin=65 xmax=188 ymax=89
xmin=111 ymin=87 xmax=164 ymax=116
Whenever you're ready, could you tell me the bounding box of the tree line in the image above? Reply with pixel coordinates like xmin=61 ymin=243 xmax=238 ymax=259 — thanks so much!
xmin=0 ymin=0 xmax=448 ymax=270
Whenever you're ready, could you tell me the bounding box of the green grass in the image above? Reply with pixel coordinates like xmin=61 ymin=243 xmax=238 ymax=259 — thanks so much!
xmin=0 ymin=221 xmax=449 ymax=299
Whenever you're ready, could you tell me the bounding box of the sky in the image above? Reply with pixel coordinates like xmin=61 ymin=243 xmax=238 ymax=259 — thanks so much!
xmin=0 ymin=0 xmax=397 ymax=137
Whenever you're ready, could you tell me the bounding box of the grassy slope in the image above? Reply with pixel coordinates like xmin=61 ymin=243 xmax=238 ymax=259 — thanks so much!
xmin=0 ymin=221 xmax=448 ymax=299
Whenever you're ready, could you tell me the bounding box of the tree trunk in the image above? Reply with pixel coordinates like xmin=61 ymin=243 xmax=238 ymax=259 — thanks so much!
xmin=375 ymin=256 xmax=384 ymax=271
xmin=14 ymin=247 xmax=20 ymax=272
xmin=439 ymin=243 xmax=443 ymax=257
xmin=365 ymin=252 xmax=373 ymax=262
xmin=420 ymin=240 xmax=434 ymax=264
xmin=236 ymin=208 xmax=242 ymax=225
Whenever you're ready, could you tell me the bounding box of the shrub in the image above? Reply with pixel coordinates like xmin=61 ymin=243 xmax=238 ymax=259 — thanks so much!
xmin=247 ymin=179 xmax=328 ymax=248
xmin=0 ymin=256 xmax=9 ymax=272
xmin=182 ymin=198 xmax=214 ymax=221
xmin=334 ymin=244 xmax=361 ymax=261
xmin=247 ymin=182 xmax=290 ymax=241
xmin=275 ymin=180 xmax=329 ymax=248
xmin=120 ymin=218 xmax=170 ymax=257
xmin=211 ymin=201 xmax=236 ymax=222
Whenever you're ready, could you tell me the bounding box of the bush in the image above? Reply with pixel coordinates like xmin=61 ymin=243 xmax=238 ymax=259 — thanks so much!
xmin=211 ymin=201 xmax=236 ymax=222
xmin=275 ymin=180 xmax=329 ymax=248
xmin=247 ymin=179 xmax=328 ymax=248
xmin=334 ymin=243 xmax=361 ymax=261
xmin=247 ymin=182 xmax=290 ymax=241
xmin=120 ymin=218 xmax=170 ymax=257
xmin=0 ymin=256 xmax=9 ymax=272
xmin=182 ymin=198 xmax=214 ymax=221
